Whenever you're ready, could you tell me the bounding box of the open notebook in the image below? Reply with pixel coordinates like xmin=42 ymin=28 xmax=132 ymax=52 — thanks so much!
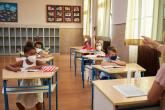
xmin=113 ymin=84 xmax=147 ymax=98
xmin=102 ymin=65 xmax=125 ymax=68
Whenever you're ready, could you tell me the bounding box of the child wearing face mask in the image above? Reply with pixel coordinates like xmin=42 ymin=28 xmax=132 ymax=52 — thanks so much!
xmin=34 ymin=41 xmax=43 ymax=54
xmin=100 ymin=46 xmax=126 ymax=80
xmin=94 ymin=41 xmax=105 ymax=56
xmin=6 ymin=42 xmax=47 ymax=110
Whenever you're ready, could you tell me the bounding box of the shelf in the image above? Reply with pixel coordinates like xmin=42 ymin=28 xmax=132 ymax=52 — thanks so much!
xmin=10 ymin=37 xmax=15 ymax=46
xmin=11 ymin=46 xmax=16 ymax=53
xmin=0 ymin=28 xmax=3 ymax=37
xmin=10 ymin=28 xmax=15 ymax=37
xmin=16 ymin=28 xmax=21 ymax=37
xmin=49 ymin=46 xmax=55 ymax=53
xmin=0 ymin=27 xmax=60 ymax=54
xmin=44 ymin=37 xmax=49 ymax=46
xmin=55 ymin=37 xmax=59 ymax=45
xmin=44 ymin=28 xmax=49 ymax=36
xmin=55 ymin=29 xmax=59 ymax=36
xmin=27 ymin=28 xmax=33 ymax=37
xmin=4 ymin=28 xmax=9 ymax=37
xmin=50 ymin=37 xmax=55 ymax=46
xmin=0 ymin=37 xmax=4 ymax=46
xmin=5 ymin=46 xmax=9 ymax=54
xmin=0 ymin=47 xmax=4 ymax=54
xmin=16 ymin=37 xmax=21 ymax=45
xmin=39 ymin=28 xmax=43 ymax=36
xmin=50 ymin=28 xmax=55 ymax=36
xmin=21 ymin=28 xmax=27 ymax=37
xmin=21 ymin=37 xmax=27 ymax=46
xmin=4 ymin=37 xmax=9 ymax=46
xmin=33 ymin=28 xmax=38 ymax=37
xmin=55 ymin=46 xmax=59 ymax=53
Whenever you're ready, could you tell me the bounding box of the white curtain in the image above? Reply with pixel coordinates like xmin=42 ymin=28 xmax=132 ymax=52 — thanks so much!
xmin=96 ymin=0 xmax=111 ymax=37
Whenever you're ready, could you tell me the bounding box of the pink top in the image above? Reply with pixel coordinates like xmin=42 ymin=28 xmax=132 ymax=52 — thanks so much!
xmin=155 ymin=63 xmax=165 ymax=110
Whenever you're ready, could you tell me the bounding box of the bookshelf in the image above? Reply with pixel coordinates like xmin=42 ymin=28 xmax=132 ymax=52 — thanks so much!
xmin=0 ymin=27 xmax=60 ymax=55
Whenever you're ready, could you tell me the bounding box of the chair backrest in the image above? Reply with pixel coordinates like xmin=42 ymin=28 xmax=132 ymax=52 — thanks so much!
xmin=137 ymin=46 xmax=161 ymax=76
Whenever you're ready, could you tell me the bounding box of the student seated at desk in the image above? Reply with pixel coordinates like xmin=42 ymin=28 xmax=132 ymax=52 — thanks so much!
xmin=35 ymin=41 xmax=44 ymax=54
xmin=100 ymin=46 xmax=126 ymax=80
xmin=82 ymin=40 xmax=94 ymax=51
xmin=94 ymin=40 xmax=105 ymax=56
xmin=148 ymin=47 xmax=165 ymax=110
xmin=6 ymin=42 xmax=47 ymax=110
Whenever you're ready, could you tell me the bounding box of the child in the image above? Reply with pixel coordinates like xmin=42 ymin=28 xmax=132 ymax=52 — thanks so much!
xmin=34 ymin=41 xmax=43 ymax=54
xmin=100 ymin=46 xmax=126 ymax=79
xmin=148 ymin=47 xmax=165 ymax=109
xmin=6 ymin=42 xmax=47 ymax=110
xmin=94 ymin=40 xmax=105 ymax=56
xmin=82 ymin=40 xmax=93 ymax=50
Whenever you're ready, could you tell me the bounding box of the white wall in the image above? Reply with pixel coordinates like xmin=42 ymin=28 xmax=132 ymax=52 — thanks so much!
xmin=111 ymin=0 xmax=128 ymax=24
xmin=0 ymin=0 xmax=83 ymax=28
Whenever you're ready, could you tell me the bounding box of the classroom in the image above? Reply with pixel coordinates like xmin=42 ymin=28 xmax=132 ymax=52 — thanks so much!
xmin=0 ymin=0 xmax=165 ymax=110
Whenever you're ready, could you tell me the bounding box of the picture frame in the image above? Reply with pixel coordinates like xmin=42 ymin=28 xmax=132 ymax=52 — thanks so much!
xmin=46 ymin=5 xmax=81 ymax=23
xmin=0 ymin=2 xmax=18 ymax=22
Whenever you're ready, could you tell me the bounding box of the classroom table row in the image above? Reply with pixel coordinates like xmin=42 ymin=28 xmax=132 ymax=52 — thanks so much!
xmin=70 ymin=46 xmax=160 ymax=110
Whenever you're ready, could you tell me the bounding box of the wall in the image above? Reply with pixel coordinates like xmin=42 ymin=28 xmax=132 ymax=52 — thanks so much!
xmin=0 ymin=0 xmax=83 ymax=53
xmin=111 ymin=0 xmax=129 ymax=62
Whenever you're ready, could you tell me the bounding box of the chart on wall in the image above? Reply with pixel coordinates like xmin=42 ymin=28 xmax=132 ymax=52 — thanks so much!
xmin=47 ymin=5 xmax=81 ymax=23
xmin=0 ymin=2 xmax=18 ymax=22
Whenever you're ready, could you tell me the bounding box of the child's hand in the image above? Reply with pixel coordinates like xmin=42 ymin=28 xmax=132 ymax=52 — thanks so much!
xmin=13 ymin=67 xmax=21 ymax=72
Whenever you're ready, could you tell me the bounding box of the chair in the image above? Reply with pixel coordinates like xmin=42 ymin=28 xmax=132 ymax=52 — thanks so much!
xmin=137 ymin=46 xmax=161 ymax=76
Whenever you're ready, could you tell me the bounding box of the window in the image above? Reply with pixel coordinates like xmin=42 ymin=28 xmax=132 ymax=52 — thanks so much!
xmin=125 ymin=0 xmax=160 ymax=45
xmin=83 ymin=0 xmax=91 ymax=36
xmin=96 ymin=0 xmax=111 ymax=37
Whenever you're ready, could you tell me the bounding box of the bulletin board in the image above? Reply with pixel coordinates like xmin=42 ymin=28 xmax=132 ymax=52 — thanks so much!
xmin=47 ymin=5 xmax=81 ymax=23
xmin=0 ymin=2 xmax=18 ymax=22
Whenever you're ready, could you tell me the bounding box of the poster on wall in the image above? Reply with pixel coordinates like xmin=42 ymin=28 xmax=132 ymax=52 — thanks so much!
xmin=0 ymin=2 xmax=18 ymax=22
xmin=64 ymin=6 xmax=72 ymax=22
xmin=47 ymin=5 xmax=81 ymax=23
xmin=73 ymin=6 xmax=81 ymax=23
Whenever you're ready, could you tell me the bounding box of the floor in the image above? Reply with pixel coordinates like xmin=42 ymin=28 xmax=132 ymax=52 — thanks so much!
xmin=0 ymin=54 xmax=91 ymax=110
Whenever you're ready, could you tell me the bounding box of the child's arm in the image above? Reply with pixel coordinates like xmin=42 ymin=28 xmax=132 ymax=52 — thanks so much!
xmin=101 ymin=61 xmax=111 ymax=66
xmin=27 ymin=60 xmax=48 ymax=69
xmin=111 ymin=60 xmax=126 ymax=66
xmin=6 ymin=61 xmax=22 ymax=72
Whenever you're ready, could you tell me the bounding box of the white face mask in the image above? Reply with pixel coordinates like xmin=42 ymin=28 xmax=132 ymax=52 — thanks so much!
xmin=27 ymin=55 xmax=36 ymax=63
xmin=96 ymin=46 xmax=102 ymax=51
xmin=36 ymin=48 xmax=42 ymax=53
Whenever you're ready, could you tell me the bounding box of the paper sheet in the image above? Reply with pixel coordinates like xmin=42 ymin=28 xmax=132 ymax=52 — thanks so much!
xmin=113 ymin=84 xmax=147 ymax=98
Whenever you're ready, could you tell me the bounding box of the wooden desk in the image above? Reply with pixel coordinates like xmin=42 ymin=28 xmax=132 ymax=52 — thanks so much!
xmin=74 ymin=50 xmax=94 ymax=76
xmin=2 ymin=69 xmax=59 ymax=110
xmin=81 ymin=56 xmax=104 ymax=88
xmin=37 ymin=55 xmax=54 ymax=65
xmin=92 ymin=77 xmax=160 ymax=110
xmin=70 ymin=46 xmax=83 ymax=68
xmin=92 ymin=63 xmax=146 ymax=76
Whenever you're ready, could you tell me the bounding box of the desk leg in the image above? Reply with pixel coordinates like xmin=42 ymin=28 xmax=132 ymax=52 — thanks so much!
xmin=70 ymin=48 xmax=72 ymax=68
xmin=48 ymin=78 xmax=51 ymax=110
xmin=74 ymin=52 xmax=77 ymax=77
xmin=91 ymin=68 xmax=95 ymax=110
xmin=51 ymin=59 xmax=54 ymax=65
xmin=56 ymin=72 xmax=58 ymax=110
xmin=141 ymin=71 xmax=144 ymax=77
xmin=3 ymin=80 xmax=9 ymax=110
xmin=81 ymin=57 xmax=85 ymax=88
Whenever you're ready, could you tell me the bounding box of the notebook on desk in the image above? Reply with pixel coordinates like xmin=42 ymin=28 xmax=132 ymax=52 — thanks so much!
xmin=113 ymin=84 xmax=147 ymax=98
xmin=102 ymin=65 xmax=125 ymax=68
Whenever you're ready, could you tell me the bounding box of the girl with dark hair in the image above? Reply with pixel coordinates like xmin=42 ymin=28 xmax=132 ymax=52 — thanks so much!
xmin=6 ymin=42 xmax=47 ymax=110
